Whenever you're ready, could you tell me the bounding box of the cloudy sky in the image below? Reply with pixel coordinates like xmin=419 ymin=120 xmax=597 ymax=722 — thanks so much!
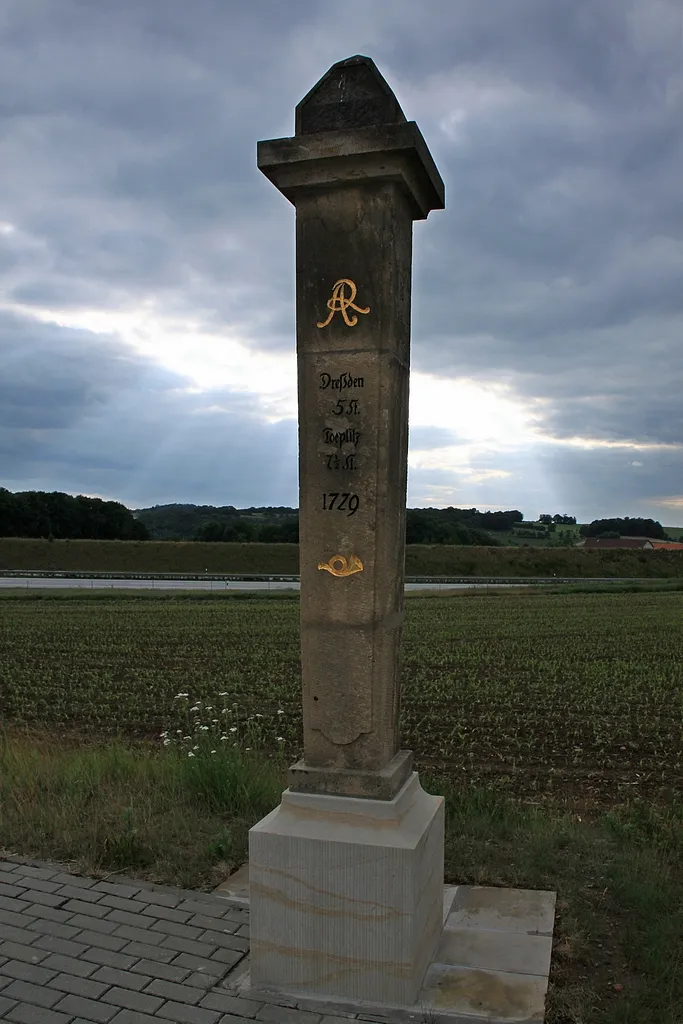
xmin=1 ymin=0 xmax=681 ymax=523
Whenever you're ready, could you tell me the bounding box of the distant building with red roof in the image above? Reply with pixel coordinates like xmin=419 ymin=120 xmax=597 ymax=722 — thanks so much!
xmin=580 ymin=537 xmax=654 ymax=550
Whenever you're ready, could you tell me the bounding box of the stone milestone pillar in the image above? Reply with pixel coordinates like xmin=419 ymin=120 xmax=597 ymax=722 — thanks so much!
xmin=249 ymin=56 xmax=446 ymax=1007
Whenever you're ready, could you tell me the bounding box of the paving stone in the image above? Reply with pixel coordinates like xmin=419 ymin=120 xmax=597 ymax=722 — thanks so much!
xmin=48 ymin=970 xmax=111 ymax=999
xmin=184 ymin=972 xmax=216 ymax=990
xmin=20 ymin=903 xmax=75 ymax=924
xmin=71 ymin=914 xmax=121 ymax=934
xmin=50 ymin=873 xmax=99 ymax=888
xmin=92 ymin=882 xmax=144 ymax=900
xmin=120 ymin=940 xmax=178 ymax=963
xmin=64 ymin=898 xmax=112 ymax=918
xmin=216 ymin=1016 xmax=262 ymax=1024
xmin=0 ymin=882 xmax=27 ymax=898
xmin=91 ymin=964 xmax=150 ymax=991
xmin=146 ymin=978 xmax=204 ymax=1004
xmin=109 ymin=1011 xmax=178 ymax=1024
xmin=151 ymin=918 xmax=204 ymax=940
xmin=41 ymin=951 xmax=99 ymax=977
xmin=133 ymin=889 xmax=184 ymax=908
xmin=25 ymin=917 xmax=82 ymax=940
xmin=30 ymin=934 xmax=89 ymax=957
xmin=256 ymin=1007 xmax=323 ymax=1023
xmin=9 ymin=865 xmax=59 ymax=882
xmin=188 ymin=914 xmax=239 ymax=933
xmin=2 ymin=977 xmax=63 ymax=1007
xmin=114 ymin=922 xmax=163 ymax=945
xmin=101 ymin=984 xmax=165 ymax=1013
xmin=4 ymin=1003 xmax=74 ymax=1023
xmin=0 ymin=941 xmax=46 ymax=964
xmin=320 ymin=1016 xmax=360 ymax=1022
xmin=177 ymin=899 xmax=230 ymax=919
xmin=14 ymin=877 xmax=62 ymax=894
xmin=199 ymin=929 xmax=249 ymax=953
xmin=131 ymin=958 xmax=190 ymax=983
xmin=0 ymin=897 xmax=35 ymax=914
xmin=0 ymin=908 xmax=36 ymax=929
xmin=0 ymin=870 xmax=23 ymax=886
xmin=0 ymin=959 xmax=58 ymax=985
xmin=209 ymin=947 xmax=245 ymax=969
xmin=0 ymin=923 xmax=35 ymax=944
xmin=158 ymin=1001 xmax=222 ymax=1023
xmin=75 ymin=929 xmax=130 ymax=952
xmin=98 ymin=893 xmax=149 ymax=914
xmin=0 ymin=993 xmax=18 ymax=1015
xmin=141 ymin=903 xmax=193 ymax=924
xmin=80 ymin=947 xmax=140 ymax=971
xmin=161 ymin=934 xmax=219 ymax=959
xmin=53 ymin=992 xmax=119 ymax=1021
xmin=56 ymin=884 xmax=105 ymax=903
xmin=16 ymin=888 xmax=66 ymax=908
xmin=200 ymin=990 xmax=264 ymax=1016
xmin=107 ymin=908 xmax=153 ymax=930
xmin=170 ymin=952 xmax=226 ymax=976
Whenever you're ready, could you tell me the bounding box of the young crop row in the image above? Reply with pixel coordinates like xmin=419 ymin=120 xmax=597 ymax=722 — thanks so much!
xmin=1 ymin=592 xmax=681 ymax=805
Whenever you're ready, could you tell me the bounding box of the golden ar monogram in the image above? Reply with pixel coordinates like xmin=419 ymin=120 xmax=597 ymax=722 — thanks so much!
xmin=317 ymin=279 xmax=370 ymax=328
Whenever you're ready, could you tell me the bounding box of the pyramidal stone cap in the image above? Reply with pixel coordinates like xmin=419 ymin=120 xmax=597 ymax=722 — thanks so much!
xmin=258 ymin=54 xmax=445 ymax=220
xmin=295 ymin=54 xmax=408 ymax=134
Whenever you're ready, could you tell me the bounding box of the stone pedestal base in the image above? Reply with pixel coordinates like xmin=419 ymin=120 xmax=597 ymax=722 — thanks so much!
xmin=248 ymin=772 xmax=444 ymax=1005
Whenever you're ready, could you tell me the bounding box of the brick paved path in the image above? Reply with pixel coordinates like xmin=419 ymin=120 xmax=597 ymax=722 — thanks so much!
xmin=0 ymin=855 xmax=397 ymax=1024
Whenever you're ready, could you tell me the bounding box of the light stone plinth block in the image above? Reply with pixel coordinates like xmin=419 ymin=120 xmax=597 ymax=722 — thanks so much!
xmin=248 ymin=772 xmax=444 ymax=1004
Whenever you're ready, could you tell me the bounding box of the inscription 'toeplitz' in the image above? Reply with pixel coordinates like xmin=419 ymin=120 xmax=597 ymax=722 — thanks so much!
xmin=320 ymin=372 xmax=364 ymax=390
xmin=323 ymin=428 xmax=361 ymax=448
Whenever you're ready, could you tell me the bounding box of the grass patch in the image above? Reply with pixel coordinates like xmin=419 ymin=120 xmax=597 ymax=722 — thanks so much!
xmin=433 ymin=780 xmax=683 ymax=1024
xmin=1 ymin=726 xmax=680 ymax=1023
xmin=0 ymin=725 xmax=284 ymax=889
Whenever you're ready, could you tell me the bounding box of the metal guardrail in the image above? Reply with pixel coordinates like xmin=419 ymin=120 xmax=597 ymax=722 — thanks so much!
xmin=0 ymin=570 xmax=664 ymax=585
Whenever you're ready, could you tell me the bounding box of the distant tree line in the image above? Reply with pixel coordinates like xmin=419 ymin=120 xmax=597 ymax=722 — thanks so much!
xmin=0 ymin=489 xmax=148 ymax=540
xmin=195 ymin=516 xmax=299 ymax=543
xmin=134 ymin=503 xmax=524 ymax=544
xmin=405 ymin=507 xmax=523 ymax=544
xmin=135 ymin=503 xmax=296 ymax=540
xmin=579 ymin=517 xmax=667 ymax=540
xmin=538 ymin=514 xmax=577 ymax=525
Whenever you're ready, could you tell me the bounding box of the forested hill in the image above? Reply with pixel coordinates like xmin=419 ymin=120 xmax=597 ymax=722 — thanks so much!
xmin=134 ymin=503 xmax=525 ymax=544
xmin=0 ymin=488 xmax=147 ymax=540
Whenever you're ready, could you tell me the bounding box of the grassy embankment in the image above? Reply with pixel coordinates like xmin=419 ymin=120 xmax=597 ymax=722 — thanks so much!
xmin=1 ymin=589 xmax=682 ymax=1022
xmin=1 ymin=537 xmax=683 ymax=577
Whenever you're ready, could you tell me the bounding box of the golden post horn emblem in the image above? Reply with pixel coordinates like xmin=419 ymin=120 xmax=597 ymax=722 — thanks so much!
xmin=317 ymin=279 xmax=370 ymax=328
xmin=317 ymin=554 xmax=364 ymax=577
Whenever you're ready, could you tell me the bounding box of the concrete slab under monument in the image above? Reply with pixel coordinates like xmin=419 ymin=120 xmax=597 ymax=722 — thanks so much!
xmin=216 ymin=871 xmax=556 ymax=1022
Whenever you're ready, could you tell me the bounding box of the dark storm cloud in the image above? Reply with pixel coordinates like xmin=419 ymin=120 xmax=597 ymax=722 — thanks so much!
xmin=0 ymin=0 xmax=681 ymax=515
xmin=0 ymin=309 xmax=298 ymax=506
